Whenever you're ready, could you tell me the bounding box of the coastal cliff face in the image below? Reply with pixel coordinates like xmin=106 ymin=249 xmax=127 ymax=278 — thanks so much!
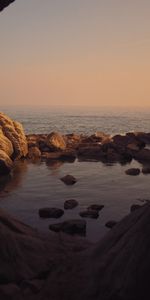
xmin=0 ymin=0 xmax=15 ymax=11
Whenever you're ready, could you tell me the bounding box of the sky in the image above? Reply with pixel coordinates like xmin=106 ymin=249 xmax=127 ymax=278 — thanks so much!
xmin=0 ymin=0 xmax=150 ymax=107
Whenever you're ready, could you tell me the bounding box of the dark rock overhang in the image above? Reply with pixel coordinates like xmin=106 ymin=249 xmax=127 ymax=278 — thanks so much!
xmin=0 ymin=0 xmax=15 ymax=11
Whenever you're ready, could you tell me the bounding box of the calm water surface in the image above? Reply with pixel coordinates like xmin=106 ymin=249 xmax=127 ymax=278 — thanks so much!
xmin=0 ymin=106 xmax=150 ymax=242
xmin=0 ymin=158 xmax=150 ymax=242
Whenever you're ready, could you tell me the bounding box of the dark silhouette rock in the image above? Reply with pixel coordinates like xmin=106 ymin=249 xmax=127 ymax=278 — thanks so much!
xmin=1 ymin=203 xmax=150 ymax=299
xmin=125 ymin=168 xmax=140 ymax=176
xmin=77 ymin=145 xmax=106 ymax=160
xmin=79 ymin=210 xmax=99 ymax=219
xmin=133 ymin=148 xmax=150 ymax=162
xmin=0 ymin=0 xmax=15 ymax=11
xmin=130 ymin=204 xmax=141 ymax=212
xmin=64 ymin=199 xmax=79 ymax=209
xmin=87 ymin=204 xmax=104 ymax=211
xmin=39 ymin=208 xmax=64 ymax=218
xmin=60 ymin=174 xmax=77 ymax=185
xmin=105 ymin=220 xmax=117 ymax=228
xmin=49 ymin=219 xmax=86 ymax=236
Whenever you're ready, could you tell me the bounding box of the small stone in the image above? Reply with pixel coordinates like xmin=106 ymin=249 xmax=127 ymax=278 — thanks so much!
xmin=64 ymin=199 xmax=78 ymax=209
xmin=142 ymin=167 xmax=150 ymax=174
xmin=125 ymin=168 xmax=140 ymax=176
xmin=49 ymin=219 xmax=86 ymax=236
xmin=130 ymin=204 xmax=141 ymax=212
xmin=105 ymin=220 xmax=117 ymax=228
xmin=39 ymin=208 xmax=64 ymax=218
xmin=60 ymin=175 xmax=77 ymax=185
xmin=87 ymin=204 xmax=104 ymax=211
xmin=79 ymin=210 xmax=99 ymax=219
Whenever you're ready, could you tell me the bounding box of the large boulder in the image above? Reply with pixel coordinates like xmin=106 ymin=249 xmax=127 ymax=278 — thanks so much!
xmin=46 ymin=132 xmax=66 ymax=151
xmin=85 ymin=203 xmax=150 ymax=300
xmin=0 ymin=112 xmax=28 ymax=158
xmin=0 ymin=149 xmax=13 ymax=175
xmin=0 ymin=127 xmax=13 ymax=157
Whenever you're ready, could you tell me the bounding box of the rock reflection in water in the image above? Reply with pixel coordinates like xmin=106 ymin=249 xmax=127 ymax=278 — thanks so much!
xmin=0 ymin=159 xmax=28 ymax=196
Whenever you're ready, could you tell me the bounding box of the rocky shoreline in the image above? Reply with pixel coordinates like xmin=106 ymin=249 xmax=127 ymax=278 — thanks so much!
xmin=1 ymin=112 xmax=150 ymax=299
xmin=1 ymin=112 xmax=150 ymax=177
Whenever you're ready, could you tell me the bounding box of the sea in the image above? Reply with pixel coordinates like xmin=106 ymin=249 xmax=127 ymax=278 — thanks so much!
xmin=0 ymin=105 xmax=150 ymax=242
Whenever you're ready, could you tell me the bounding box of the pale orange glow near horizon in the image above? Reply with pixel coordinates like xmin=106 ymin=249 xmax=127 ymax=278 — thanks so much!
xmin=0 ymin=0 xmax=150 ymax=107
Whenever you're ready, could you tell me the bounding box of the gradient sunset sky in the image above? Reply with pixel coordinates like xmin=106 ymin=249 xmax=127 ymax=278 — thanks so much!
xmin=0 ymin=0 xmax=150 ymax=107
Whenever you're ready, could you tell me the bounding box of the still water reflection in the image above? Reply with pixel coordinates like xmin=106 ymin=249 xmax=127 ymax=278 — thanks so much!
xmin=0 ymin=158 xmax=150 ymax=242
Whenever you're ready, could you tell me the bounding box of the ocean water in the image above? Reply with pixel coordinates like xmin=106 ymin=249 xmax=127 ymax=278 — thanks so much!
xmin=1 ymin=105 xmax=150 ymax=135
xmin=0 ymin=105 xmax=150 ymax=242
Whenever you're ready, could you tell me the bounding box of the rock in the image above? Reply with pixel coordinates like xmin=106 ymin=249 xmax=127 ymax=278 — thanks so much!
xmin=79 ymin=210 xmax=99 ymax=219
xmin=142 ymin=167 xmax=150 ymax=174
xmin=42 ymin=150 xmax=76 ymax=162
xmin=125 ymin=168 xmax=140 ymax=176
xmin=28 ymin=146 xmax=41 ymax=160
xmin=112 ymin=134 xmax=131 ymax=147
xmin=60 ymin=174 xmax=77 ymax=185
xmin=106 ymin=148 xmax=125 ymax=162
xmin=0 ymin=0 xmax=15 ymax=12
xmin=46 ymin=132 xmax=66 ymax=151
xmin=0 ymin=112 xmax=28 ymax=158
xmin=0 ymin=150 xmax=13 ymax=175
xmin=87 ymin=204 xmax=104 ymax=211
xmin=127 ymin=143 xmax=140 ymax=151
xmin=130 ymin=204 xmax=141 ymax=212
xmin=77 ymin=145 xmax=106 ymax=160
xmin=133 ymin=148 xmax=150 ymax=162
xmin=135 ymin=132 xmax=150 ymax=144
xmin=49 ymin=219 xmax=86 ymax=236
xmin=0 ymin=127 xmax=13 ymax=157
xmin=65 ymin=133 xmax=82 ymax=149
xmin=39 ymin=208 xmax=64 ymax=218
xmin=89 ymin=132 xmax=111 ymax=143
xmin=64 ymin=199 xmax=79 ymax=209
xmin=105 ymin=220 xmax=117 ymax=228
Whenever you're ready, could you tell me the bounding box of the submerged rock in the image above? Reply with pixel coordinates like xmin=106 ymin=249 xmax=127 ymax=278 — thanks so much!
xmin=39 ymin=208 xmax=64 ymax=218
xmin=79 ymin=210 xmax=99 ymax=219
xmin=87 ymin=204 xmax=104 ymax=211
xmin=125 ymin=168 xmax=140 ymax=176
xmin=64 ymin=199 xmax=79 ymax=209
xmin=49 ymin=219 xmax=86 ymax=235
xmin=60 ymin=174 xmax=77 ymax=185
xmin=105 ymin=220 xmax=117 ymax=228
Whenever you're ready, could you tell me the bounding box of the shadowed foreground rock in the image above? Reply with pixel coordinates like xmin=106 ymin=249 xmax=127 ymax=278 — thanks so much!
xmin=0 ymin=0 xmax=15 ymax=11
xmin=0 ymin=204 xmax=150 ymax=299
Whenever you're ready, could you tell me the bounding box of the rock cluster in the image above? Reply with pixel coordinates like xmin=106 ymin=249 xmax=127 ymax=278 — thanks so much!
xmin=26 ymin=130 xmax=150 ymax=166
xmin=0 ymin=112 xmax=28 ymax=175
